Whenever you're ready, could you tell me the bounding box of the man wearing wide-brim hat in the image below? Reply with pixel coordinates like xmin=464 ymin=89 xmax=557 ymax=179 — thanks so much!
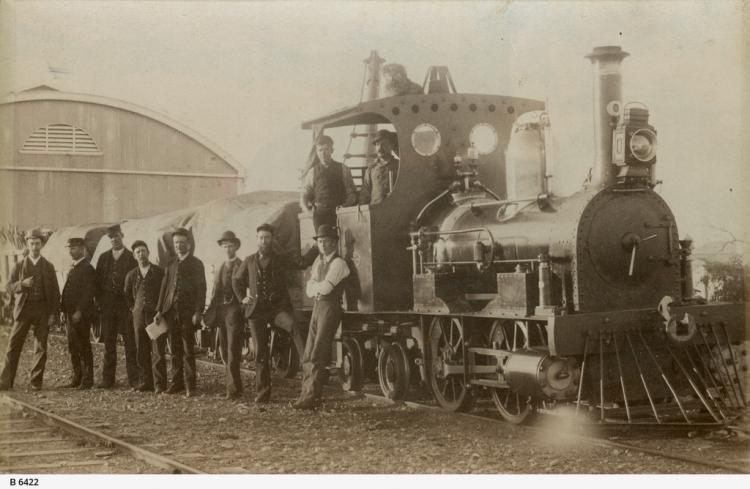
xmin=292 ymin=224 xmax=350 ymax=410
xmin=359 ymin=129 xmax=399 ymax=206
xmin=95 ymin=223 xmax=138 ymax=389
xmin=61 ymin=237 xmax=97 ymax=389
xmin=0 ymin=229 xmax=60 ymax=391
xmin=207 ymin=230 xmax=245 ymax=399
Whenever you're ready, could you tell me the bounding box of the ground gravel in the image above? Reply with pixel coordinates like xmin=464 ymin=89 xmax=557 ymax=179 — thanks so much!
xmin=1 ymin=326 xmax=747 ymax=474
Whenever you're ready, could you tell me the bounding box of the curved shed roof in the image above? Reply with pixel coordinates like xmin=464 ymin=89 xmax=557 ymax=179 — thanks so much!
xmin=2 ymin=86 xmax=244 ymax=177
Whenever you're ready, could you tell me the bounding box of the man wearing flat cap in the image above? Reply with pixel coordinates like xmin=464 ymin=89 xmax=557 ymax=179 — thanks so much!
xmin=95 ymin=223 xmax=138 ymax=389
xmin=0 ymin=229 xmax=60 ymax=391
xmin=154 ymin=227 xmax=206 ymax=397
xmin=293 ymin=224 xmax=350 ymax=410
xmin=207 ymin=230 xmax=244 ymax=399
xmin=233 ymin=223 xmax=309 ymax=403
xmin=359 ymin=129 xmax=399 ymax=205
xmin=301 ymin=134 xmax=358 ymax=229
xmin=124 ymin=240 xmax=165 ymax=392
xmin=61 ymin=237 xmax=97 ymax=389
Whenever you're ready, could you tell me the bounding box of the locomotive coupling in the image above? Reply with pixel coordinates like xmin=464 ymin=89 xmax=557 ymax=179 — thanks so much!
xmin=504 ymin=351 xmax=579 ymax=401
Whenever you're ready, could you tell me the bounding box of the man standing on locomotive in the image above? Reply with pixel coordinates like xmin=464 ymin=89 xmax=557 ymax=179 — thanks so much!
xmin=301 ymin=134 xmax=358 ymax=229
xmin=123 ymin=240 xmax=166 ymax=393
xmin=95 ymin=224 xmax=138 ymax=389
xmin=0 ymin=229 xmax=60 ymax=391
xmin=359 ymin=129 xmax=399 ymax=205
xmin=154 ymin=228 xmax=206 ymax=397
xmin=232 ymin=223 xmax=308 ymax=403
xmin=292 ymin=224 xmax=349 ymax=410
xmin=207 ymin=230 xmax=244 ymax=400
xmin=61 ymin=237 xmax=97 ymax=390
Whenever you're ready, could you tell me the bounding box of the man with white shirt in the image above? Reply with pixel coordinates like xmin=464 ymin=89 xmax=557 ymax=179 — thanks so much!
xmin=123 ymin=241 xmax=165 ymax=393
xmin=207 ymin=230 xmax=244 ymax=400
xmin=61 ymin=237 xmax=97 ymax=390
xmin=154 ymin=228 xmax=206 ymax=397
xmin=95 ymin=224 xmax=138 ymax=389
xmin=292 ymin=224 xmax=350 ymax=410
xmin=0 ymin=229 xmax=60 ymax=391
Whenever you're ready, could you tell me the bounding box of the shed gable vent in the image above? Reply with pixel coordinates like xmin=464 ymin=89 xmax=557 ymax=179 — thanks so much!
xmin=20 ymin=124 xmax=102 ymax=155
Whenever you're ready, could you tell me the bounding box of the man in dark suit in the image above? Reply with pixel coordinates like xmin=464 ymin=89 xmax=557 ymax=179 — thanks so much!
xmin=154 ymin=228 xmax=206 ymax=397
xmin=95 ymin=224 xmax=138 ymax=389
xmin=0 ymin=229 xmax=60 ymax=391
xmin=123 ymin=240 xmax=165 ymax=393
xmin=61 ymin=237 xmax=97 ymax=390
xmin=207 ymin=231 xmax=244 ymax=400
xmin=233 ymin=223 xmax=308 ymax=403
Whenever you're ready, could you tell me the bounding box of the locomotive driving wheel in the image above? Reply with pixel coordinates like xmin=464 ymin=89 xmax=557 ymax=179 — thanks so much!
xmin=378 ymin=342 xmax=410 ymax=400
xmin=428 ymin=316 xmax=474 ymax=412
xmin=339 ymin=337 xmax=363 ymax=391
xmin=489 ymin=320 xmax=535 ymax=424
xmin=270 ymin=327 xmax=299 ymax=379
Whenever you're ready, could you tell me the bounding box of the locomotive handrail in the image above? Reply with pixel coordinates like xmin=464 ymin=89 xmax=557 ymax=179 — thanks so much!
xmin=409 ymin=226 xmax=496 ymax=271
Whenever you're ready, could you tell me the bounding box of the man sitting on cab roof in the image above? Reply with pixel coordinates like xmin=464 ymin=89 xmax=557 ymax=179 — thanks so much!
xmin=359 ymin=129 xmax=399 ymax=205
xmin=301 ymin=134 xmax=358 ymax=229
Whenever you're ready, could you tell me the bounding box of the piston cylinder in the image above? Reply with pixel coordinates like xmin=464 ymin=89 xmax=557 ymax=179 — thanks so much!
xmin=504 ymin=350 xmax=579 ymax=400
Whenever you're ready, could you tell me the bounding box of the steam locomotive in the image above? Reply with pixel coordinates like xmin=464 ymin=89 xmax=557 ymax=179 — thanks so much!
xmin=2 ymin=45 xmax=745 ymax=427
xmin=296 ymin=45 xmax=746 ymax=426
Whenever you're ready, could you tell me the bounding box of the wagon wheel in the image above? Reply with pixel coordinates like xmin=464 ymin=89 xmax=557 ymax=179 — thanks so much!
xmin=489 ymin=320 xmax=535 ymax=424
xmin=428 ymin=316 xmax=474 ymax=412
xmin=378 ymin=342 xmax=410 ymax=400
xmin=270 ymin=327 xmax=299 ymax=379
xmin=339 ymin=337 xmax=363 ymax=391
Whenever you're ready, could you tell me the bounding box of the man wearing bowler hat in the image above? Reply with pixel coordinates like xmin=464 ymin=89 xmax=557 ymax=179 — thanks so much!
xmin=124 ymin=240 xmax=165 ymax=392
xmin=233 ymin=223 xmax=309 ymax=403
xmin=95 ymin=223 xmax=138 ymax=389
xmin=207 ymin=230 xmax=244 ymax=399
xmin=293 ymin=224 xmax=350 ymax=410
xmin=61 ymin=237 xmax=97 ymax=389
xmin=359 ymin=129 xmax=399 ymax=205
xmin=301 ymin=134 xmax=358 ymax=229
xmin=0 ymin=229 xmax=60 ymax=391
xmin=154 ymin=227 xmax=206 ymax=397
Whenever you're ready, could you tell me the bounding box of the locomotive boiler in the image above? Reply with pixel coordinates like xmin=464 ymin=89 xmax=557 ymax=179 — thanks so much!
xmin=302 ymin=45 xmax=746 ymax=425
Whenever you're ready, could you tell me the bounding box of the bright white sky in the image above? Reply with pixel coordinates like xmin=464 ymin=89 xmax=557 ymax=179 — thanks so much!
xmin=1 ymin=0 xmax=746 ymax=245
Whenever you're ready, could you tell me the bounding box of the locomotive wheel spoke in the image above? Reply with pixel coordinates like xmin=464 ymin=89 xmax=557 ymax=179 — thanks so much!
xmin=428 ymin=316 xmax=474 ymax=412
xmin=489 ymin=320 xmax=535 ymax=424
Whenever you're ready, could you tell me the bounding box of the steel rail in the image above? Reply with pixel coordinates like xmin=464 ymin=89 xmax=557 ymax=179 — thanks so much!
xmin=0 ymin=394 xmax=205 ymax=474
xmin=193 ymin=356 xmax=750 ymax=475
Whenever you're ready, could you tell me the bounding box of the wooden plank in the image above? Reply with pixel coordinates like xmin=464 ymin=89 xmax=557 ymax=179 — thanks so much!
xmin=1 ymin=448 xmax=91 ymax=458
xmin=0 ymin=460 xmax=107 ymax=471
xmin=0 ymin=437 xmax=62 ymax=445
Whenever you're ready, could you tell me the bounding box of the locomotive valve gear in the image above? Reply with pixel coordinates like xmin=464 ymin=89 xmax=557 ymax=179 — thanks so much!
xmin=0 ymin=230 xmax=60 ymax=391
xmin=209 ymin=230 xmax=244 ymax=400
xmin=293 ymin=225 xmax=349 ymax=410
xmin=124 ymin=241 xmax=166 ymax=393
xmin=96 ymin=224 xmax=138 ymax=389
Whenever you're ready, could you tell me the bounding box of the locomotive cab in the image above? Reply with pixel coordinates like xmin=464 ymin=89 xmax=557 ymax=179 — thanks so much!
xmin=300 ymin=88 xmax=544 ymax=313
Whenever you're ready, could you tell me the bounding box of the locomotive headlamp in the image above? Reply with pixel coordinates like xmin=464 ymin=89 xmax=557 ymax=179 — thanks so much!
xmin=629 ymin=128 xmax=657 ymax=162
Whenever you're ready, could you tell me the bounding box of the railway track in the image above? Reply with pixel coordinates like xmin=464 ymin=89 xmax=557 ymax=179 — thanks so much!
xmin=0 ymin=394 xmax=203 ymax=474
xmin=196 ymin=355 xmax=750 ymax=474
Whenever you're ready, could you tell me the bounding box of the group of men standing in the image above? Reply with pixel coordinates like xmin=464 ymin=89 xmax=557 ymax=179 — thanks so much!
xmin=0 ymin=220 xmax=350 ymax=410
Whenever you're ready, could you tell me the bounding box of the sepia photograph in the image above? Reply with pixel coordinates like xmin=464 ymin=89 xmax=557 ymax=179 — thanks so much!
xmin=0 ymin=0 xmax=747 ymax=482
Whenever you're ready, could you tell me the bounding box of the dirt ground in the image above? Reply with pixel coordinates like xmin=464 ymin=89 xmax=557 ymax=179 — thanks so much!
xmin=0 ymin=326 xmax=747 ymax=474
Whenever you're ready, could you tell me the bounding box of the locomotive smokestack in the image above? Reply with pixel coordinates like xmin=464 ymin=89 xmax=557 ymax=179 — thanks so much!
xmin=585 ymin=46 xmax=629 ymax=188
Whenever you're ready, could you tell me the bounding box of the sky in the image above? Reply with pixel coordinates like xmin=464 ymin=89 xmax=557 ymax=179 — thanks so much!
xmin=1 ymin=0 xmax=747 ymax=246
